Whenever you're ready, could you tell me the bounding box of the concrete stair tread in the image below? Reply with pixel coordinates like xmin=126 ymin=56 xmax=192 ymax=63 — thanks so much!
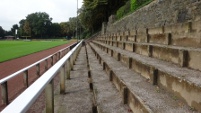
xmin=89 ymin=43 xmax=197 ymax=113
xmin=93 ymin=41 xmax=201 ymax=87
xmin=99 ymin=38 xmax=201 ymax=51
xmin=123 ymin=40 xmax=201 ymax=51
xmin=87 ymin=45 xmax=130 ymax=113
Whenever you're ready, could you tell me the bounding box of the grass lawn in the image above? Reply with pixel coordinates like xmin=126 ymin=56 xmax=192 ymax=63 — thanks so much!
xmin=0 ymin=40 xmax=71 ymax=63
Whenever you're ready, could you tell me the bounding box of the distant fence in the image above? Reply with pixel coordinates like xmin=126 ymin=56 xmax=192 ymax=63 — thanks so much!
xmin=0 ymin=41 xmax=82 ymax=112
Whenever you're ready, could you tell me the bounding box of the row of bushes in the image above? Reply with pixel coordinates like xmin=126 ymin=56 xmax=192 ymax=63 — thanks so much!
xmin=116 ymin=0 xmax=152 ymax=19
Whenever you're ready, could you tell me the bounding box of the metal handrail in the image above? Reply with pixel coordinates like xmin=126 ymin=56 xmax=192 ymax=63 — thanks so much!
xmin=0 ymin=42 xmax=77 ymax=107
xmin=1 ymin=40 xmax=83 ymax=113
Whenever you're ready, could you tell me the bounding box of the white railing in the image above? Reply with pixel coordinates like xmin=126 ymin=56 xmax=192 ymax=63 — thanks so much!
xmin=0 ymin=40 xmax=83 ymax=113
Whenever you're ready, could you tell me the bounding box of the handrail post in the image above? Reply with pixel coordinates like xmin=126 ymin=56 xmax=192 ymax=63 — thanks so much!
xmin=45 ymin=59 xmax=48 ymax=71
xmin=67 ymin=59 xmax=71 ymax=79
xmin=1 ymin=81 xmax=9 ymax=105
xmin=23 ymin=70 xmax=29 ymax=88
xmin=59 ymin=51 xmax=62 ymax=59
xmin=51 ymin=56 xmax=54 ymax=66
xmin=55 ymin=54 xmax=57 ymax=62
xmin=70 ymin=57 xmax=73 ymax=71
xmin=36 ymin=64 xmax=40 ymax=76
xmin=45 ymin=80 xmax=54 ymax=113
xmin=57 ymin=53 xmax=59 ymax=61
xmin=60 ymin=65 xmax=66 ymax=94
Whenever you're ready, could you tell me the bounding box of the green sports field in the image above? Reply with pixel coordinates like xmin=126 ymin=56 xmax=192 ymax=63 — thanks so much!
xmin=0 ymin=40 xmax=70 ymax=63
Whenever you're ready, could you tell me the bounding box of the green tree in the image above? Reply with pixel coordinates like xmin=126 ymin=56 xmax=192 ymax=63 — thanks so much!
xmin=60 ymin=22 xmax=70 ymax=36
xmin=11 ymin=24 xmax=19 ymax=35
xmin=19 ymin=19 xmax=26 ymax=36
xmin=0 ymin=26 xmax=5 ymax=37
xmin=23 ymin=21 xmax=31 ymax=36
xmin=25 ymin=12 xmax=52 ymax=38
xmin=47 ymin=23 xmax=61 ymax=37
xmin=80 ymin=0 xmax=128 ymax=34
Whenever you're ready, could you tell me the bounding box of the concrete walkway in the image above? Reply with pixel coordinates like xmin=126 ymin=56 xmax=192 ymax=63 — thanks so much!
xmin=55 ymin=46 xmax=93 ymax=113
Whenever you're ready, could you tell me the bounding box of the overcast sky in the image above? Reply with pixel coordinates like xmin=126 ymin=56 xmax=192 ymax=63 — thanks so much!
xmin=0 ymin=0 xmax=83 ymax=31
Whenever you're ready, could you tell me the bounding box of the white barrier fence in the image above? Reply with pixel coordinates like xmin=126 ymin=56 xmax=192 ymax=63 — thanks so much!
xmin=1 ymin=40 xmax=83 ymax=113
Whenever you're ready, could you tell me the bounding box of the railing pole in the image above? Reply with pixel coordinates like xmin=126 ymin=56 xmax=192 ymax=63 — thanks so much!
xmin=59 ymin=51 xmax=62 ymax=59
xmin=1 ymin=82 xmax=9 ymax=105
xmin=51 ymin=56 xmax=54 ymax=66
xmin=36 ymin=64 xmax=40 ymax=76
xmin=45 ymin=59 xmax=48 ymax=71
xmin=23 ymin=70 xmax=29 ymax=88
xmin=60 ymin=65 xmax=66 ymax=94
xmin=57 ymin=53 xmax=59 ymax=61
xmin=70 ymin=57 xmax=73 ymax=71
xmin=67 ymin=59 xmax=71 ymax=79
xmin=55 ymin=54 xmax=57 ymax=62
xmin=45 ymin=80 xmax=54 ymax=113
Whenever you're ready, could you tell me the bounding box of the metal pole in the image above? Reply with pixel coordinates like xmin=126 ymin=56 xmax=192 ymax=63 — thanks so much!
xmin=76 ymin=0 xmax=78 ymax=42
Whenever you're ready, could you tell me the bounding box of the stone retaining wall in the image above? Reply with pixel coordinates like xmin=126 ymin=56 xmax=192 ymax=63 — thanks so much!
xmin=106 ymin=0 xmax=201 ymax=33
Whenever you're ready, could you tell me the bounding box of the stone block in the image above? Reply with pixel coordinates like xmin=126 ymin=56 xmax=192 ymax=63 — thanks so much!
xmin=120 ymin=54 xmax=129 ymax=66
xmin=188 ymin=51 xmax=201 ymax=71
xmin=148 ymin=26 xmax=164 ymax=34
xmin=125 ymin=43 xmax=134 ymax=52
xmin=117 ymin=36 xmax=122 ymax=41
xmin=135 ymin=44 xmax=149 ymax=56
xmin=136 ymin=35 xmax=147 ymax=43
xmin=171 ymin=33 xmax=201 ymax=47
xmin=130 ymin=30 xmax=137 ymax=36
xmin=149 ymin=34 xmax=167 ymax=44
xmin=152 ymin=46 xmax=180 ymax=65
xmin=131 ymin=60 xmax=150 ymax=79
xmin=122 ymin=36 xmax=128 ymax=41
xmin=125 ymin=30 xmax=130 ymax=36
xmin=128 ymin=36 xmax=135 ymax=41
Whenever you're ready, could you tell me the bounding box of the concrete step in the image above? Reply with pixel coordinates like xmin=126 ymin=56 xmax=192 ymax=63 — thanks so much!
xmin=86 ymin=45 xmax=130 ymax=113
xmin=96 ymin=39 xmax=201 ymax=71
xmin=88 ymin=42 xmax=198 ymax=113
xmin=104 ymin=20 xmax=201 ymax=48
xmin=91 ymin=41 xmax=201 ymax=112
xmin=55 ymin=47 xmax=93 ymax=113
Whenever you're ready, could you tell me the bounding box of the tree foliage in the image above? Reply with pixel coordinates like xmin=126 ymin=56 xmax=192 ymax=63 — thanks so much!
xmin=131 ymin=0 xmax=152 ymax=11
xmin=79 ymin=0 xmax=128 ymax=34
xmin=60 ymin=22 xmax=69 ymax=36
xmin=0 ymin=26 xmax=5 ymax=37
xmin=17 ymin=12 xmax=83 ymax=39
xmin=11 ymin=24 xmax=19 ymax=35
xmin=47 ymin=23 xmax=61 ymax=37
xmin=25 ymin=12 xmax=52 ymax=37
xmin=116 ymin=0 xmax=131 ymax=19
xmin=23 ymin=20 xmax=31 ymax=35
